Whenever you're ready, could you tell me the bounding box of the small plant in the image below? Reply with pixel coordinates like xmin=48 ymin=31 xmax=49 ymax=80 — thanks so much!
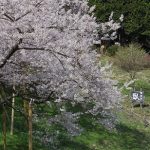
xmin=107 ymin=45 xmax=119 ymax=56
xmin=115 ymin=43 xmax=147 ymax=79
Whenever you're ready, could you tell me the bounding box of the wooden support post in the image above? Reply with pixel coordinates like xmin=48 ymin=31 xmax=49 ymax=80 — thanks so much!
xmin=131 ymin=89 xmax=134 ymax=114
xmin=2 ymin=107 xmax=6 ymax=150
xmin=28 ymin=100 xmax=33 ymax=150
xmin=140 ymin=102 xmax=143 ymax=109
xmin=10 ymin=85 xmax=15 ymax=135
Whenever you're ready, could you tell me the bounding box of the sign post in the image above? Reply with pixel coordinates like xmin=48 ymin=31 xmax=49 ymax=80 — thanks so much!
xmin=131 ymin=90 xmax=144 ymax=108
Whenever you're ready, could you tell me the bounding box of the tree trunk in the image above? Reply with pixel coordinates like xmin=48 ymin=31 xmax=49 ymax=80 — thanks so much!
xmin=2 ymin=108 xmax=6 ymax=150
xmin=10 ymin=85 xmax=15 ymax=135
xmin=0 ymin=84 xmax=7 ymax=150
xmin=28 ymin=102 xmax=33 ymax=150
xmin=24 ymin=100 xmax=29 ymax=127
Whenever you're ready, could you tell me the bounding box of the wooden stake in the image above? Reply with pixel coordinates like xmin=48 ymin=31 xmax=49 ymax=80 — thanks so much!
xmin=2 ymin=107 xmax=6 ymax=150
xmin=28 ymin=101 xmax=33 ymax=150
xmin=10 ymin=86 xmax=15 ymax=135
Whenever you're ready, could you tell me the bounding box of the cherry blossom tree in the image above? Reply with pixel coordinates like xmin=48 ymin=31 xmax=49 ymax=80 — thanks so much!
xmin=100 ymin=11 xmax=124 ymax=41
xmin=0 ymin=0 xmax=120 ymax=109
xmin=0 ymin=1 xmax=121 ymax=148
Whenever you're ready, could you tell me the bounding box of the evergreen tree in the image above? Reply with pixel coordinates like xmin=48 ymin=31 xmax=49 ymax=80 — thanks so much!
xmin=89 ymin=0 xmax=150 ymax=50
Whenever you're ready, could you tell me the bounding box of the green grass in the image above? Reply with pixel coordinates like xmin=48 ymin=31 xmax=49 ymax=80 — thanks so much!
xmin=0 ymin=56 xmax=150 ymax=150
xmin=0 ymin=133 xmax=28 ymax=150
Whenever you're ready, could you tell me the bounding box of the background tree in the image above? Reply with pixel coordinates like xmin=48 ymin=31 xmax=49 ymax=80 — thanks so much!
xmin=89 ymin=0 xmax=150 ymax=51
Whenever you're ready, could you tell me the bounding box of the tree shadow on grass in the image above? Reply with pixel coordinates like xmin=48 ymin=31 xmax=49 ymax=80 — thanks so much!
xmin=60 ymin=139 xmax=92 ymax=150
xmin=76 ymin=115 xmax=150 ymax=150
xmin=114 ymin=124 xmax=150 ymax=150
xmin=0 ymin=132 xmax=48 ymax=150
xmin=92 ymin=123 xmax=150 ymax=150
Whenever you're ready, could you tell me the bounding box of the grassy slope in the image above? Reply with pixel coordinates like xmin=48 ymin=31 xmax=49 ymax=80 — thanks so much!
xmin=0 ymin=56 xmax=150 ymax=150
xmin=70 ymin=56 xmax=150 ymax=150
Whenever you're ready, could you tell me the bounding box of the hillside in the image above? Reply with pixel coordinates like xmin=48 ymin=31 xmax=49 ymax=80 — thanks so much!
xmin=0 ymin=56 xmax=150 ymax=150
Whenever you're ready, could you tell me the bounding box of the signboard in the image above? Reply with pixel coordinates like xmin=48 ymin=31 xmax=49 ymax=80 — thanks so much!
xmin=131 ymin=91 xmax=144 ymax=105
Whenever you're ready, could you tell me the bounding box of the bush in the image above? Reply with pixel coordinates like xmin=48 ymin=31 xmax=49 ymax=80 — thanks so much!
xmin=115 ymin=43 xmax=147 ymax=79
xmin=106 ymin=45 xmax=119 ymax=56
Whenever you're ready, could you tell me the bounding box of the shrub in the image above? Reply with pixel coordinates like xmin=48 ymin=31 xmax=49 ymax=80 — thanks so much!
xmin=115 ymin=43 xmax=147 ymax=79
xmin=107 ymin=45 xmax=119 ymax=56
